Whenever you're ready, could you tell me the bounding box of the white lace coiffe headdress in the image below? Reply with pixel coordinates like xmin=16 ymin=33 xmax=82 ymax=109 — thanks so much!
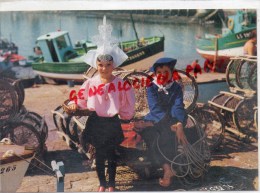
xmin=83 ymin=16 xmax=128 ymax=69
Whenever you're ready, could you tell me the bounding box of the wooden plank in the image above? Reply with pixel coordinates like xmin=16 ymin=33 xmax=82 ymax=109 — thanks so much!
xmin=219 ymin=91 xmax=245 ymax=99
xmin=208 ymin=101 xmax=235 ymax=112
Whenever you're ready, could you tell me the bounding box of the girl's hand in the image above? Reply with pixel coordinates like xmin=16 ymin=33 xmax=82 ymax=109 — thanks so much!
xmin=68 ymin=103 xmax=77 ymax=112
xmin=171 ymin=123 xmax=188 ymax=145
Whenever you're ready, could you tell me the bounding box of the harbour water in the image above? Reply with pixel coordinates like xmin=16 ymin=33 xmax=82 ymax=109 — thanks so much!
xmin=0 ymin=11 xmax=222 ymax=68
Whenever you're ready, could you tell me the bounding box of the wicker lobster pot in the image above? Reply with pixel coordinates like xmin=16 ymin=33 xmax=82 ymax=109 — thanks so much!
xmin=0 ymin=79 xmax=19 ymax=127
xmin=226 ymin=57 xmax=242 ymax=88
xmin=236 ymin=57 xmax=257 ymax=90
xmin=3 ymin=78 xmax=25 ymax=110
xmin=254 ymin=107 xmax=258 ymax=130
xmin=226 ymin=56 xmax=257 ymax=91
xmin=208 ymin=91 xmax=255 ymax=132
xmin=248 ymin=64 xmax=257 ymax=91
xmin=125 ymin=69 xmax=198 ymax=118
xmin=16 ymin=106 xmax=49 ymax=143
xmin=84 ymin=67 xmax=132 ymax=80
xmin=1 ymin=120 xmax=44 ymax=154
xmin=0 ymin=77 xmax=48 ymax=158
xmin=190 ymin=104 xmax=225 ymax=151
xmin=173 ymin=69 xmax=198 ymax=113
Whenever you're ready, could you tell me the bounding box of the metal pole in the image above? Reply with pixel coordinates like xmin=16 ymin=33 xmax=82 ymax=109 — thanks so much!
xmin=213 ymin=37 xmax=218 ymax=71
xmin=51 ymin=160 xmax=65 ymax=192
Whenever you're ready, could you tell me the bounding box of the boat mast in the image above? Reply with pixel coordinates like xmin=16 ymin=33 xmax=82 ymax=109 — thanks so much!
xmin=218 ymin=11 xmax=227 ymax=28
xmin=119 ymin=22 xmax=123 ymax=49
xmin=130 ymin=13 xmax=139 ymax=42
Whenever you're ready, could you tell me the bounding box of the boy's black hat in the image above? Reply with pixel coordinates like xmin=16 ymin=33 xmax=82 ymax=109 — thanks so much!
xmin=150 ymin=57 xmax=177 ymax=72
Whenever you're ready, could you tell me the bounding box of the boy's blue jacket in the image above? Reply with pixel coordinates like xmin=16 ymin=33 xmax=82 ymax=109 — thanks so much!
xmin=144 ymin=81 xmax=187 ymax=125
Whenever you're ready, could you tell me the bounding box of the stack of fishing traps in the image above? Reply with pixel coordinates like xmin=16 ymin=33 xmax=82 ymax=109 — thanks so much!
xmin=0 ymin=77 xmax=48 ymax=161
xmin=207 ymin=55 xmax=257 ymax=145
xmin=52 ymin=67 xmax=211 ymax=184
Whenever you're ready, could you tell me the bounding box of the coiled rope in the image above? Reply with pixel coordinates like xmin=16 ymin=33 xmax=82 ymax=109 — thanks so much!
xmin=156 ymin=115 xmax=211 ymax=179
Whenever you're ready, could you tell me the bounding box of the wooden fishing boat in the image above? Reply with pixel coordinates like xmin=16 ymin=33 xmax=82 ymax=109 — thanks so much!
xmin=196 ymin=10 xmax=256 ymax=72
xmin=0 ymin=139 xmax=35 ymax=193
xmin=31 ymin=31 xmax=164 ymax=83
xmin=0 ymin=38 xmax=28 ymax=72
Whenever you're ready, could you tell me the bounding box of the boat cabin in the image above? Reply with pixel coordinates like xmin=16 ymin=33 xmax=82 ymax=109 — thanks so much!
xmin=36 ymin=31 xmax=77 ymax=62
xmin=224 ymin=10 xmax=256 ymax=35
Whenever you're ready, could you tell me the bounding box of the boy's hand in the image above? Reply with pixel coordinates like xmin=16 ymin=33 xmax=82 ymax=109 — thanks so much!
xmin=134 ymin=120 xmax=154 ymax=132
xmin=171 ymin=122 xmax=188 ymax=145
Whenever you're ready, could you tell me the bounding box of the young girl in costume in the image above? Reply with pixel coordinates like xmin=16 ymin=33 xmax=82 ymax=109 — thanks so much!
xmin=68 ymin=17 xmax=135 ymax=192
xmin=135 ymin=57 xmax=198 ymax=187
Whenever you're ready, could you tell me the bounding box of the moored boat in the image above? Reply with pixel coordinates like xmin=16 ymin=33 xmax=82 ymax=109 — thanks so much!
xmin=195 ymin=10 xmax=256 ymax=72
xmin=0 ymin=38 xmax=26 ymax=72
xmin=31 ymin=31 xmax=164 ymax=83
xmin=0 ymin=37 xmax=18 ymax=55
xmin=0 ymin=138 xmax=35 ymax=193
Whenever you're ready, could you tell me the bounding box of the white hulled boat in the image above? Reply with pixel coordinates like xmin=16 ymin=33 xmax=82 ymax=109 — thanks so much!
xmin=0 ymin=138 xmax=35 ymax=193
